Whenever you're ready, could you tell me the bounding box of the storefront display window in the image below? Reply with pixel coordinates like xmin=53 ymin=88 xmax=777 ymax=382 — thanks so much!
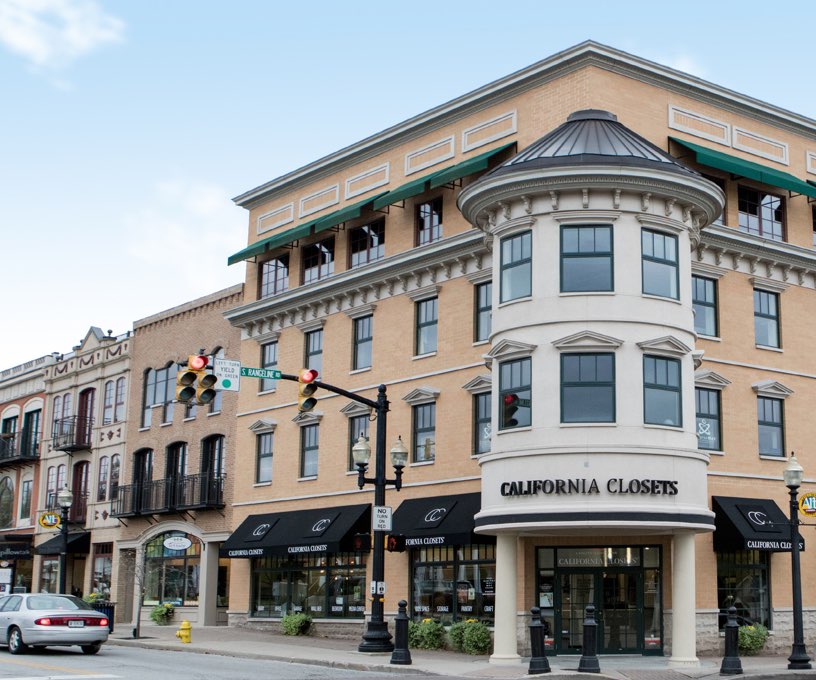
xmin=92 ymin=543 xmax=112 ymax=600
xmin=40 ymin=557 xmax=58 ymax=594
xmin=410 ymin=544 xmax=495 ymax=624
xmin=251 ymin=552 xmax=366 ymax=618
xmin=716 ymin=550 xmax=770 ymax=629
xmin=143 ymin=531 xmax=200 ymax=606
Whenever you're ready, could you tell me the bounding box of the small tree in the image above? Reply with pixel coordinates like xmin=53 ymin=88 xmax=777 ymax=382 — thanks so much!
xmin=119 ymin=549 xmax=148 ymax=639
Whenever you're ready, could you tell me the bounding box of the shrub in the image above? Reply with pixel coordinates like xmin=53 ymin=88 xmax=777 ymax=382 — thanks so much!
xmin=462 ymin=620 xmax=491 ymax=655
xmin=281 ymin=612 xmax=311 ymax=636
xmin=408 ymin=618 xmax=445 ymax=649
xmin=447 ymin=620 xmax=468 ymax=652
xmin=149 ymin=603 xmax=175 ymax=625
xmin=738 ymin=623 xmax=768 ymax=655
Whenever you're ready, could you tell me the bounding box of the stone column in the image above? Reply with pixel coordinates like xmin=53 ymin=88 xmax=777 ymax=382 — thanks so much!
xmin=490 ymin=533 xmax=521 ymax=665
xmin=198 ymin=540 xmax=220 ymax=625
xmin=669 ymin=532 xmax=699 ymax=667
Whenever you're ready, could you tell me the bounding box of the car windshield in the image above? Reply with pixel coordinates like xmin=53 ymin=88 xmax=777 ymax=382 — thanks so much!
xmin=26 ymin=595 xmax=93 ymax=611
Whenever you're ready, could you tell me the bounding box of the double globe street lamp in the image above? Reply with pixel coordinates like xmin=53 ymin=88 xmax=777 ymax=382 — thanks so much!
xmin=782 ymin=454 xmax=811 ymax=670
xmin=57 ymin=485 xmax=74 ymax=594
xmin=352 ymin=434 xmax=409 ymax=653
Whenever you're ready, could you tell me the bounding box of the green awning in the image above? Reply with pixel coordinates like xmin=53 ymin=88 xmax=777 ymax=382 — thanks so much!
xmin=371 ymin=172 xmax=437 ymax=210
xmin=428 ymin=142 xmax=516 ymax=189
xmin=312 ymin=192 xmax=388 ymax=235
xmin=670 ymin=137 xmax=816 ymax=200
xmin=227 ymin=220 xmax=316 ymax=266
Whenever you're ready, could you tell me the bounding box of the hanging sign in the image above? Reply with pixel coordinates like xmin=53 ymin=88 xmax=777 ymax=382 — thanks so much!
xmin=39 ymin=512 xmax=61 ymax=529
xmin=799 ymin=492 xmax=816 ymax=516
xmin=163 ymin=536 xmax=193 ymax=551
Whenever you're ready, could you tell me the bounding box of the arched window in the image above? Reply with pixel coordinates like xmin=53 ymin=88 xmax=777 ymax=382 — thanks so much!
xmin=52 ymin=396 xmax=61 ymax=437
xmin=0 ymin=476 xmax=14 ymax=529
xmin=103 ymin=381 xmax=115 ymax=425
xmin=110 ymin=454 xmax=121 ymax=500
xmin=97 ymin=456 xmax=109 ymax=502
xmin=143 ymin=531 xmax=201 ymax=606
xmin=114 ymin=377 xmax=126 ymax=422
xmin=55 ymin=464 xmax=67 ymax=507
xmin=46 ymin=466 xmax=57 ymax=504
xmin=72 ymin=461 xmax=90 ymax=522
xmin=202 ymin=435 xmax=225 ymax=478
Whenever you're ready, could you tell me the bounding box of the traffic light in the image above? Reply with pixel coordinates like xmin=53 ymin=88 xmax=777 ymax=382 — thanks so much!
xmin=352 ymin=533 xmax=372 ymax=552
xmin=196 ymin=370 xmax=218 ymax=405
xmin=175 ymin=357 xmax=200 ymax=403
xmin=297 ymin=368 xmax=319 ymax=412
xmin=502 ymin=393 xmax=519 ymax=428
xmin=386 ymin=534 xmax=406 ymax=553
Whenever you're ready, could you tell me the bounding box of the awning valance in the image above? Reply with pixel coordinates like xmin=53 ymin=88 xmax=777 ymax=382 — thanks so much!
xmin=670 ymin=137 xmax=816 ymax=200
xmin=312 ymin=192 xmax=388 ymax=236
xmin=712 ymin=496 xmax=804 ymax=552
xmin=36 ymin=532 xmax=91 ymax=556
xmin=220 ymin=504 xmax=370 ymax=558
xmin=391 ymin=492 xmax=489 ymax=548
xmin=227 ymin=220 xmax=317 ymax=266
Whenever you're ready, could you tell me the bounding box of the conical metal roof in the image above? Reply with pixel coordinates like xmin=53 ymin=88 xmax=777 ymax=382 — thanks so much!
xmin=488 ymin=109 xmax=698 ymax=179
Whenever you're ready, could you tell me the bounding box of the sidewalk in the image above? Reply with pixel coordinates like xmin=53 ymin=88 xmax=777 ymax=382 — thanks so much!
xmin=107 ymin=624 xmax=816 ymax=679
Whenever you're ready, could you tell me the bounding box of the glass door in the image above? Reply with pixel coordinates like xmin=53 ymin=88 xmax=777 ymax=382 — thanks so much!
xmin=600 ymin=570 xmax=641 ymax=653
xmin=559 ymin=572 xmax=595 ymax=653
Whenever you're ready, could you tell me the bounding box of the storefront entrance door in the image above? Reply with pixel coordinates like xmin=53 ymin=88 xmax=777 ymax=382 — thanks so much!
xmin=559 ymin=570 xmax=642 ymax=654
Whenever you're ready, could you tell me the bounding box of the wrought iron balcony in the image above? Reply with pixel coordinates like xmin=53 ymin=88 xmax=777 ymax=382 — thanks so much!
xmin=111 ymin=474 xmax=225 ymax=517
xmin=0 ymin=431 xmax=39 ymax=467
xmin=52 ymin=416 xmax=94 ymax=452
xmin=45 ymin=491 xmax=89 ymax=524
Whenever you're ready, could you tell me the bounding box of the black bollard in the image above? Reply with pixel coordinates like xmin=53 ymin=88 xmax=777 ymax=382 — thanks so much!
xmin=578 ymin=604 xmax=601 ymax=674
xmin=528 ymin=607 xmax=551 ymax=674
xmin=390 ymin=600 xmax=412 ymax=665
xmin=720 ymin=606 xmax=743 ymax=675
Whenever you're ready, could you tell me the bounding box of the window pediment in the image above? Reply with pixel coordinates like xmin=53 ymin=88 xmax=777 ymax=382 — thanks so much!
xmin=340 ymin=401 xmax=372 ymax=417
xmin=752 ymin=380 xmax=793 ymax=399
xmin=637 ymin=336 xmax=691 ymax=358
xmin=750 ymin=277 xmax=789 ymax=294
xmin=407 ymin=284 xmax=440 ymax=302
xmin=484 ymin=339 xmax=537 ymax=368
xmin=462 ymin=374 xmax=492 ymax=394
xmin=552 ymin=330 xmax=623 ymax=352
xmin=248 ymin=419 xmax=277 ymax=433
xmin=402 ymin=387 xmax=440 ymax=406
xmin=344 ymin=303 xmax=376 ymax=320
xmin=293 ymin=411 xmax=323 ymax=425
xmin=694 ymin=369 xmax=731 ymax=390
xmin=296 ymin=319 xmax=325 ymax=334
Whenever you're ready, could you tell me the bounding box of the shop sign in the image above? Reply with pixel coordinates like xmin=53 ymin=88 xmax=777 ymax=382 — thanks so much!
xmin=39 ymin=512 xmax=61 ymax=529
xmin=163 ymin=536 xmax=192 ymax=551
xmin=500 ymin=477 xmax=679 ymax=497
xmin=0 ymin=543 xmax=31 ymax=560
xmin=287 ymin=544 xmax=327 ymax=554
xmin=799 ymin=492 xmax=816 ymax=516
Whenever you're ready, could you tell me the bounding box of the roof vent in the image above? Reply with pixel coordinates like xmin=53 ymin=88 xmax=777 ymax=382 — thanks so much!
xmin=567 ymin=109 xmax=618 ymax=122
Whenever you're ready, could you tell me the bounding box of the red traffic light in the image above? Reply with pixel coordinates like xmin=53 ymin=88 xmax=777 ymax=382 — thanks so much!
xmin=503 ymin=393 xmax=519 ymax=406
xmin=299 ymin=368 xmax=319 ymax=383
xmin=189 ymin=355 xmax=208 ymax=370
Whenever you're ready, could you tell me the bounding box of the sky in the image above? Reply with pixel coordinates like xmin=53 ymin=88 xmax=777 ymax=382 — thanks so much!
xmin=2 ymin=0 xmax=816 ymax=370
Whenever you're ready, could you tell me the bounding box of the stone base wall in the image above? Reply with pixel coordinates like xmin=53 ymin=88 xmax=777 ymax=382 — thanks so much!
xmin=227 ymin=612 xmax=365 ymax=639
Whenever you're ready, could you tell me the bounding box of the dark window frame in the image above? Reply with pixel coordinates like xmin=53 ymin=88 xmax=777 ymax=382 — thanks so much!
xmin=411 ymin=403 xmax=436 ymax=463
xmin=474 ymin=282 xmax=492 ymax=343
xmin=695 ymin=387 xmax=722 ymax=451
xmin=415 ymin=197 xmax=443 ymax=246
xmin=415 ymin=297 xmax=438 ymax=356
xmin=259 ymin=254 xmax=290 ymax=299
xmin=757 ymin=396 xmax=784 ymax=457
xmin=304 ymin=329 xmax=323 ymax=374
xmin=499 ymin=231 xmax=532 ymax=303
xmin=349 ymin=219 xmax=385 ymax=268
xmin=560 ymin=224 xmax=614 ymax=293
xmin=754 ymin=289 xmax=780 ymax=348
xmin=352 ymin=315 xmax=373 ymax=371
xmin=641 ymin=229 xmax=679 ymax=300
xmin=260 ymin=341 xmax=279 ymax=392
xmin=560 ymin=352 xmax=616 ymax=424
xmin=302 ymin=237 xmax=335 ymax=284
xmin=498 ymin=357 xmax=532 ymax=431
xmin=300 ymin=424 xmax=319 ymax=478
xmin=256 ymin=432 xmax=273 ymax=484
xmin=347 ymin=414 xmax=370 ymax=471
xmin=738 ymin=185 xmax=785 ymax=242
xmin=473 ymin=392 xmax=491 ymax=456
xmin=643 ymin=355 xmax=682 ymax=427
xmin=692 ymin=275 xmax=718 ymax=337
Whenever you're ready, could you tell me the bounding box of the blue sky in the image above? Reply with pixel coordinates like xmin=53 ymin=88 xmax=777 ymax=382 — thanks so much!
xmin=2 ymin=0 xmax=815 ymax=369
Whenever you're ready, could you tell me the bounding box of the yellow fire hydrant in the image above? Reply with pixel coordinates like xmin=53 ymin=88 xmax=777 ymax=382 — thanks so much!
xmin=175 ymin=619 xmax=192 ymax=644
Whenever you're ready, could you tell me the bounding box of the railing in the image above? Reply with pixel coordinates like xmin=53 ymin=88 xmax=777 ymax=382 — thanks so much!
xmin=0 ymin=431 xmax=39 ymax=466
xmin=111 ymin=474 xmax=225 ymax=517
xmin=45 ymin=492 xmax=89 ymax=524
xmin=52 ymin=416 xmax=94 ymax=452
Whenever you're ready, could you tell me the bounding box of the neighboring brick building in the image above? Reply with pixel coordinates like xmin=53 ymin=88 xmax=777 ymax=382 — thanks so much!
xmin=115 ymin=285 xmax=242 ymax=628
xmin=220 ymin=41 xmax=816 ymax=665
xmin=0 ymin=354 xmax=53 ymax=594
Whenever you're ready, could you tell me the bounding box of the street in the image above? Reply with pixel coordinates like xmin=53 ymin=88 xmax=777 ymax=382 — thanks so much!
xmin=0 ymin=645 xmax=414 ymax=680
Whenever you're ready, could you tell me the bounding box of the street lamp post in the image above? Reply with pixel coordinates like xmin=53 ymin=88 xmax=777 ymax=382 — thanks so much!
xmin=782 ymin=454 xmax=811 ymax=671
xmin=352 ymin=400 xmax=408 ymax=654
xmin=57 ymin=485 xmax=74 ymax=594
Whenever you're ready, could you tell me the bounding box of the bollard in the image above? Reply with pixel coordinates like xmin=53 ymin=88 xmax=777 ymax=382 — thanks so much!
xmin=577 ymin=604 xmax=601 ymax=674
xmin=528 ymin=607 xmax=551 ymax=674
xmin=390 ymin=600 xmax=412 ymax=665
xmin=720 ymin=606 xmax=743 ymax=675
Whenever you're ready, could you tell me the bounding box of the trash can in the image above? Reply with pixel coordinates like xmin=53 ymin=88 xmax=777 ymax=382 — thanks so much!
xmin=91 ymin=602 xmax=116 ymax=633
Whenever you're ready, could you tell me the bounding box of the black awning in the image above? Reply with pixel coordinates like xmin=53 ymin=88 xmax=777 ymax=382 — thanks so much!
xmin=36 ymin=532 xmax=91 ymax=555
xmin=713 ymin=496 xmax=804 ymax=552
xmin=0 ymin=543 xmax=32 ymax=560
xmin=391 ymin=492 xmax=490 ymax=548
xmin=220 ymin=504 xmax=370 ymax=558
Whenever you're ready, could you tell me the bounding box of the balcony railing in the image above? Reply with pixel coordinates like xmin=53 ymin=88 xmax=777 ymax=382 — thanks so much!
xmin=45 ymin=491 xmax=89 ymax=524
xmin=52 ymin=416 xmax=94 ymax=452
xmin=0 ymin=431 xmax=39 ymax=467
xmin=111 ymin=474 xmax=225 ymax=517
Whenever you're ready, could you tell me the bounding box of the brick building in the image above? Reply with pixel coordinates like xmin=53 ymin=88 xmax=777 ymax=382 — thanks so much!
xmin=219 ymin=41 xmax=816 ymax=665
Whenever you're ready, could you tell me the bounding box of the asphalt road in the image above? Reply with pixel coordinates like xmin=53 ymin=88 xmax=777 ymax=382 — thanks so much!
xmin=0 ymin=644 xmax=414 ymax=680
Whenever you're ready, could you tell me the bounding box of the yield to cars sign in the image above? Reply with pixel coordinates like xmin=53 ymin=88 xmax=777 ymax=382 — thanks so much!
xmin=213 ymin=359 xmax=241 ymax=391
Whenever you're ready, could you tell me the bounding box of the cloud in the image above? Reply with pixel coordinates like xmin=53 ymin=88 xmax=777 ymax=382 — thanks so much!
xmin=663 ymin=54 xmax=706 ymax=79
xmin=0 ymin=0 xmax=124 ymax=71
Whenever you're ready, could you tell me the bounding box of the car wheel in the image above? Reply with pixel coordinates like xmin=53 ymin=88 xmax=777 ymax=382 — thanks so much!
xmin=8 ymin=627 xmax=28 ymax=655
xmin=81 ymin=643 xmax=102 ymax=655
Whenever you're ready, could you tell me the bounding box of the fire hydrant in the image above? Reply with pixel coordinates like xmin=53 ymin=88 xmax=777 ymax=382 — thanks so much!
xmin=175 ymin=619 xmax=192 ymax=644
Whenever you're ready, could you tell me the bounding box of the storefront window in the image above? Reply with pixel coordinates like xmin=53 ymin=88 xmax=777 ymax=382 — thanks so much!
xmin=92 ymin=543 xmax=113 ymax=600
xmin=143 ymin=531 xmax=201 ymax=606
xmin=716 ymin=550 xmax=771 ymax=629
xmin=251 ymin=552 xmax=366 ymax=619
xmin=40 ymin=557 xmax=58 ymax=594
xmin=411 ymin=544 xmax=495 ymax=624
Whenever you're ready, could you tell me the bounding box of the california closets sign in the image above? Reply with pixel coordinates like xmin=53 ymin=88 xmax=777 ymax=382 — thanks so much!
xmin=500 ymin=477 xmax=679 ymax=497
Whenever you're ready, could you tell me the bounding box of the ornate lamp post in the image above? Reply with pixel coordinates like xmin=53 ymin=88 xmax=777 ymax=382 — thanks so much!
xmin=782 ymin=454 xmax=811 ymax=670
xmin=57 ymin=485 xmax=74 ymax=594
xmin=352 ymin=434 xmax=408 ymax=653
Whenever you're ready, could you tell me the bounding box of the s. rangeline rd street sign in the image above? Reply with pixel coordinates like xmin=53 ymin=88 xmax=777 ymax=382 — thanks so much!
xmin=240 ymin=366 xmax=282 ymax=380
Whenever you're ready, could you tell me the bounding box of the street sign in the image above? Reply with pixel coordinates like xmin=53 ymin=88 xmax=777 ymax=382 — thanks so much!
xmin=213 ymin=358 xmax=241 ymax=391
xmin=373 ymin=505 xmax=392 ymax=532
xmin=240 ymin=366 xmax=282 ymax=380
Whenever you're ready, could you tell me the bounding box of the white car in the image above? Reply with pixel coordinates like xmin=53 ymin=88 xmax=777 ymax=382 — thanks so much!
xmin=0 ymin=593 xmax=109 ymax=655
